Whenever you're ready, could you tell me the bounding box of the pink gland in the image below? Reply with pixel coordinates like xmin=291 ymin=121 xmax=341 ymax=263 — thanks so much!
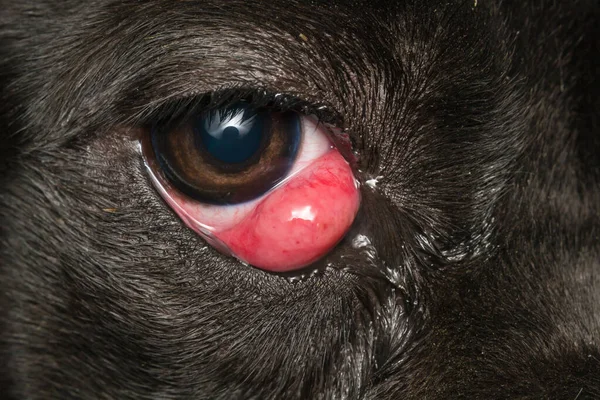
xmin=216 ymin=149 xmax=360 ymax=272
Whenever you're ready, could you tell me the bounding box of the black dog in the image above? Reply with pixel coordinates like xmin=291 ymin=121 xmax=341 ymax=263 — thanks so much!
xmin=1 ymin=0 xmax=599 ymax=398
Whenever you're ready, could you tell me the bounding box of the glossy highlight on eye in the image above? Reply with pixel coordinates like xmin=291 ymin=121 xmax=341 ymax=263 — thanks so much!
xmin=199 ymin=106 xmax=270 ymax=164
xmin=142 ymin=102 xmax=360 ymax=272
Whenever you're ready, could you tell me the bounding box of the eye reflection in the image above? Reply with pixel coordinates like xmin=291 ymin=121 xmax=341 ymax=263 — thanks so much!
xmin=199 ymin=106 xmax=263 ymax=164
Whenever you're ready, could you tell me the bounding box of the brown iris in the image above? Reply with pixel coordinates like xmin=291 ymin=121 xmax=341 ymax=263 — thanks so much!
xmin=148 ymin=104 xmax=302 ymax=204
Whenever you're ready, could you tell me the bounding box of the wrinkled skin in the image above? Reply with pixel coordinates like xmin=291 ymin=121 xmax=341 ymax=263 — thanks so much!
xmin=1 ymin=1 xmax=599 ymax=399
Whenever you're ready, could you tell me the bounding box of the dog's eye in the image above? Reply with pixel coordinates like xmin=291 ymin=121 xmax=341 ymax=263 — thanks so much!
xmin=141 ymin=102 xmax=360 ymax=272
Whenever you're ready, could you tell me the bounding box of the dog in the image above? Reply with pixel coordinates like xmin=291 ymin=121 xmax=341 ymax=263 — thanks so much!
xmin=1 ymin=0 xmax=599 ymax=398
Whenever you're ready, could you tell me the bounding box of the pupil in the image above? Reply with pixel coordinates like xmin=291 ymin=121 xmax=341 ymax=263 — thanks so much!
xmin=197 ymin=106 xmax=264 ymax=164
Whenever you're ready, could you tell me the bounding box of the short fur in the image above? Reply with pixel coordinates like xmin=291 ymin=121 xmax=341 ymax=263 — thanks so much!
xmin=0 ymin=0 xmax=599 ymax=399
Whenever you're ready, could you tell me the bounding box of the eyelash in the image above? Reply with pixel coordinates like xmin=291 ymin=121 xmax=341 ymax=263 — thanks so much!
xmin=144 ymin=88 xmax=342 ymax=134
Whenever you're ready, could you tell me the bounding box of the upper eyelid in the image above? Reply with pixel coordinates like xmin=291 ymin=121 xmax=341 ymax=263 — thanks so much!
xmin=138 ymin=88 xmax=344 ymax=131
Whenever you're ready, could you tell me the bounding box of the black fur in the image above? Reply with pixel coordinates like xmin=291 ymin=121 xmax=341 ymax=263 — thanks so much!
xmin=1 ymin=0 xmax=599 ymax=398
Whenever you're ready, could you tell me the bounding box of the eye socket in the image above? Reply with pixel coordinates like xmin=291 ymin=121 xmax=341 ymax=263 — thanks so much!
xmin=142 ymin=101 xmax=361 ymax=272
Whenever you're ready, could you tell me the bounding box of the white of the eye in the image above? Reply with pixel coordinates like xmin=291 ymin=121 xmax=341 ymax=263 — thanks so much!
xmin=270 ymin=115 xmax=332 ymax=189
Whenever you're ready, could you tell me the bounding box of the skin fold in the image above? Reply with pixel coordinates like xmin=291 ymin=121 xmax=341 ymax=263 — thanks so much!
xmin=0 ymin=0 xmax=599 ymax=399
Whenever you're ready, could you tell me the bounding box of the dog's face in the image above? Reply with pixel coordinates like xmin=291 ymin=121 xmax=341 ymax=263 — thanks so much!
xmin=1 ymin=0 xmax=599 ymax=398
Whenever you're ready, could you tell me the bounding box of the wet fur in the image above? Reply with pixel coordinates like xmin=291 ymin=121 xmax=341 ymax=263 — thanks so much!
xmin=1 ymin=0 xmax=599 ymax=398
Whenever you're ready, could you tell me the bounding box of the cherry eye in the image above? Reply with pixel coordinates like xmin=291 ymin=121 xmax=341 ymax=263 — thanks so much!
xmin=142 ymin=102 xmax=360 ymax=272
